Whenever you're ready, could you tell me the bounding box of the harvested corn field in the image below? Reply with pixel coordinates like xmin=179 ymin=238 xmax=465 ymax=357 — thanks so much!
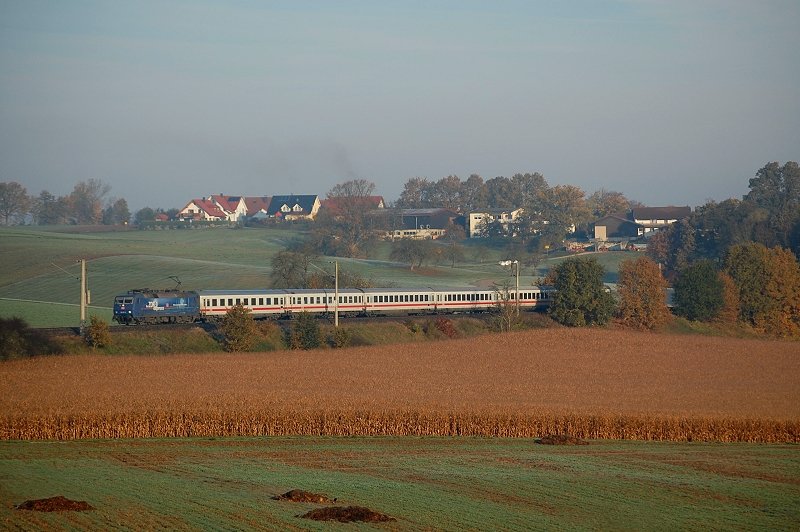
xmin=2 ymin=329 xmax=798 ymax=441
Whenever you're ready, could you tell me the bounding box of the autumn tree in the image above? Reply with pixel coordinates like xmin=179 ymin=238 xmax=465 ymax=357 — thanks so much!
xmin=547 ymin=257 xmax=615 ymax=327
xmin=672 ymin=260 xmax=724 ymax=322
xmin=617 ymin=256 xmax=670 ymax=330
xmin=715 ymin=272 xmax=740 ymax=324
xmin=0 ymin=181 xmax=30 ymax=225
xmin=724 ymin=243 xmax=800 ymax=337
xmin=68 ymin=179 xmax=110 ymax=224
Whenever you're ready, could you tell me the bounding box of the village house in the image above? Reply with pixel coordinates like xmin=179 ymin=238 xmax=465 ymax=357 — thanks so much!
xmin=243 ymin=196 xmax=272 ymax=220
xmin=178 ymin=198 xmax=228 ymax=221
xmin=265 ymin=194 xmax=321 ymax=221
xmin=592 ymin=206 xmax=691 ymax=241
xmin=466 ymin=207 xmax=524 ymax=238
xmin=386 ymin=208 xmax=460 ymax=240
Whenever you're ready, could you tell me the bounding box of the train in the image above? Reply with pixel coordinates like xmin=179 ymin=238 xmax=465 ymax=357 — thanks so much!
xmin=113 ymin=286 xmax=555 ymax=325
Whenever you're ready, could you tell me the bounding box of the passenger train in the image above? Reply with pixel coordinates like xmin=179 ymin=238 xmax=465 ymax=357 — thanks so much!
xmin=113 ymin=286 xmax=555 ymax=325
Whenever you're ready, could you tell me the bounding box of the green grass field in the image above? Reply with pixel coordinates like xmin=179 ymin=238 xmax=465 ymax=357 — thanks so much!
xmin=1 ymin=437 xmax=797 ymax=530
xmin=0 ymin=226 xmax=629 ymax=327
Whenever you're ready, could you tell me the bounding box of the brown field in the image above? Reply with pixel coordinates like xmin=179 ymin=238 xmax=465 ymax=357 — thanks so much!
xmin=1 ymin=329 xmax=799 ymax=442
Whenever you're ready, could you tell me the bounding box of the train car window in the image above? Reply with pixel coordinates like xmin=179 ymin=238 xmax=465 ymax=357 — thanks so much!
xmin=226 ymin=298 xmax=232 ymax=306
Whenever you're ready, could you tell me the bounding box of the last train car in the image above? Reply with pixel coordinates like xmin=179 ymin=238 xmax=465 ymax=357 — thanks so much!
xmin=113 ymin=289 xmax=201 ymax=324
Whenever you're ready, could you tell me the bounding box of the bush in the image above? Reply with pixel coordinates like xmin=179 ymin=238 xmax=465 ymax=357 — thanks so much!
xmin=288 ymin=312 xmax=323 ymax=350
xmin=0 ymin=317 xmax=60 ymax=359
xmin=434 ymin=317 xmax=458 ymax=338
xmin=84 ymin=316 xmax=111 ymax=349
xmin=548 ymin=257 xmax=615 ymax=327
xmin=220 ymin=304 xmax=258 ymax=352
xmin=673 ymin=260 xmax=724 ymax=322
xmin=330 ymin=327 xmax=352 ymax=348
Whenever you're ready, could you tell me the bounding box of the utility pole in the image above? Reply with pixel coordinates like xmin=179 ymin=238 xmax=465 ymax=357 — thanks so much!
xmin=79 ymin=259 xmax=87 ymax=332
xmin=334 ymin=260 xmax=339 ymax=328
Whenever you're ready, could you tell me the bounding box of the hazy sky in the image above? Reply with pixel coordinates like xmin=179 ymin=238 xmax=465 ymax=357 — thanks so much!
xmin=2 ymin=1 xmax=798 ymax=211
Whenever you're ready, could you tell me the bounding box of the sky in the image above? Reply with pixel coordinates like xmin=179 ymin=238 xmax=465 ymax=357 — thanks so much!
xmin=1 ymin=0 xmax=798 ymax=212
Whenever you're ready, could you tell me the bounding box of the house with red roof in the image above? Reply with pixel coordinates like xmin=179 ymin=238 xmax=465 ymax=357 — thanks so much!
xmin=243 ymin=196 xmax=272 ymax=219
xmin=178 ymin=198 xmax=228 ymax=221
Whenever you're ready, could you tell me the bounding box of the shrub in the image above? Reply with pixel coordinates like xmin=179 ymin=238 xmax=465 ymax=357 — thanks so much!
xmin=84 ymin=316 xmax=111 ymax=349
xmin=330 ymin=327 xmax=352 ymax=349
xmin=0 ymin=317 xmax=60 ymax=359
xmin=220 ymin=304 xmax=258 ymax=352
xmin=548 ymin=257 xmax=615 ymax=327
xmin=434 ymin=317 xmax=458 ymax=338
xmin=673 ymin=260 xmax=724 ymax=322
xmin=288 ymin=312 xmax=322 ymax=350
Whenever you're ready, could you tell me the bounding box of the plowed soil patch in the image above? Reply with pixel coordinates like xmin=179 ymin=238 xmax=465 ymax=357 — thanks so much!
xmin=537 ymin=434 xmax=589 ymax=445
xmin=16 ymin=496 xmax=94 ymax=512
xmin=272 ymin=489 xmax=334 ymax=503
xmin=299 ymin=506 xmax=396 ymax=523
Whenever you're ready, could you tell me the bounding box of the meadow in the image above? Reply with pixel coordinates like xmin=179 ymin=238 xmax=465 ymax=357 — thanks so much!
xmin=2 ymin=437 xmax=798 ymax=530
xmin=0 ymin=225 xmax=629 ymax=327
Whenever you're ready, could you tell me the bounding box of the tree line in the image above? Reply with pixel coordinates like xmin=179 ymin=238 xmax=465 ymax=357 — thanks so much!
xmin=0 ymin=179 xmax=170 ymax=226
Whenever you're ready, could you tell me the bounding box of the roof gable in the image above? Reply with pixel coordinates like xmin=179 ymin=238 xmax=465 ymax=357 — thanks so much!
xmin=267 ymin=195 xmax=319 ymax=215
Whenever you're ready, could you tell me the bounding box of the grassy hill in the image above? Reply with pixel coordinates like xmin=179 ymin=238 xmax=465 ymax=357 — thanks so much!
xmin=0 ymin=225 xmax=631 ymax=327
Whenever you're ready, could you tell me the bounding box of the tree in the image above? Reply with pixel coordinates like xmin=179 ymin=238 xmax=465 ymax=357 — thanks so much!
xmin=716 ymin=272 xmax=740 ymax=324
xmin=102 ymin=198 xmax=131 ymax=225
xmin=84 ymin=316 xmax=111 ymax=348
xmin=461 ymin=174 xmax=487 ymax=211
xmin=134 ymin=207 xmax=155 ymax=225
xmin=547 ymin=257 xmax=615 ymax=327
xmin=288 ymin=312 xmax=323 ymax=349
xmin=430 ymin=175 xmax=463 ymax=211
xmin=0 ymin=181 xmax=30 ymax=225
xmin=491 ymin=280 xmax=522 ymax=332
xmin=539 ymin=184 xmax=589 ymax=237
xmin=587 ymin=188 xmax=632 ymax=218
xmin=271 ymin=250 xmax=314 ymax=288
xmin=316 ymin=179 xmax=380 ymax=257
xmin=389 ymin=239 xmax=434 ymax=270
xmin=32 ymin=190 xmax=67 ymax=225
xmin=68 ymin=179 xmax=110 ymax=224
xmin=724 ymin=243 xmax=800 ymax=337
xmin=220 ymin=304 xmax=258 ymax=351
xmin=617 ymin=256 xmax=671 ymax=330
xmin=672 ymin=260 xmax=724 ymax=322
xmin=745 ymin=161 xmax=800 ymax=248
xmin=396 ymin=177 xmax=434 ymax=208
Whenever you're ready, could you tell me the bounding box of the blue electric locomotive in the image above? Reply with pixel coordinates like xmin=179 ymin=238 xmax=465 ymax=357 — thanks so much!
xmin=113 ymin=289 xmax=201 ymax=325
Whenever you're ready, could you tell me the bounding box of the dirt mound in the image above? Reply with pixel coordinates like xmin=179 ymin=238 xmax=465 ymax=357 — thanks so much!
xmin=17 ymin=496 xmax=94 ymax=512
xmin=272 ymin=489 xmax=335 ymax=504
xmin=536 ymin=434 xmax=589 ymax=445
xmin=299 ymin=506 xmax=396 ymax=523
